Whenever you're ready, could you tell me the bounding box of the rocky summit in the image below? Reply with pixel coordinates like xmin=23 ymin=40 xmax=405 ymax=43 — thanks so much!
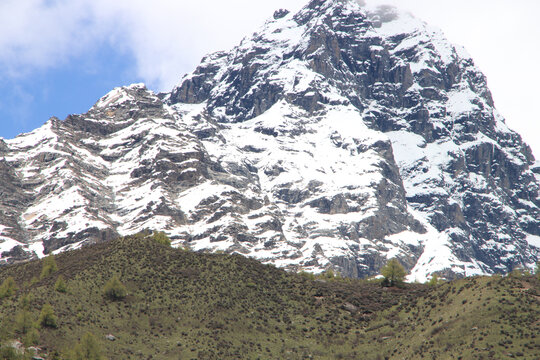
xmin=0 ymin=0 xmax=538 ymax=280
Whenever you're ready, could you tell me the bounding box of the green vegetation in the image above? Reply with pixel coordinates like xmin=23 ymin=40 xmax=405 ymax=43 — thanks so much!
xmin=102 ymin=275 xmax=127 ymax=301
xmin=55 ymin=275 xmax=68 ymax=293
xmin=15 ymin=294 xmax=40 ymax=346
xmin=150 ymin=231 xmax=171 ymax=246
xmin=298 ymin=270 xmax=315 ymax=280
xmin=15 ymin=304 xmax=34 ymax=335
xmin=428 ymin=274 xmax=440 ymax=286
xmin=322 ymin=268 xmax=336 ymax=279
xmin=0 ymin=276 xmax=17 ymax=299
xmin=0 ymin=234 xmax=539 ymax=359
xmin=0 ymin=346 xmax=21 ymax=360
xmin=381 ymin=258 xmax=406 ymax=287
xmin=38 ymin=304 xmax=58 ymax=328
xmin=40 ymin=255 xmax=58 ymax=279
xmin=70 ymin=332 xmax=104 ymax=360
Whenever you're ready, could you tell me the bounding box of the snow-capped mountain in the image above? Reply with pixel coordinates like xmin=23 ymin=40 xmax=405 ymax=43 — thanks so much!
xmin=1 ymin=0 xmax=538 ymax=281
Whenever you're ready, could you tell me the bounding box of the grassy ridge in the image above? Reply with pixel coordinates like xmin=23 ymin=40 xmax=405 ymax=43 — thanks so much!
xmin=0 ymin=235 xmax=539 ymax=359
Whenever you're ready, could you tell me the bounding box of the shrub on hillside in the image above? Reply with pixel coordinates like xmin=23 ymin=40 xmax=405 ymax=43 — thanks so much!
xmin=55 ymin=276 xmax=68 ymax=293
xmin=0 ymin=276 xmax=17 ymax=299
xmin=323 ymin=268 xmax=335 ymax=280
xmin=39 ymin=304 xmax=58 ymax=328
xmin=70 ymin=332 xmax=104 ymax=360
xmin=151 ymin=231 xmax=171 ymax=246
xmin=40 ymin=255 xmax=58 ymax=279
xmin=24 ymin=327 xmax=40 ymax=347
xmin=299 ymin=270 xmax=315 ymax=280
xmin=0 ymin=346 xmax=20 ymax=360
xmin=509 ymin=267 xmax=524 ymax=278
xmin=103 ymin=275 xmax=127 ymax=301
xmin=15 ymin=295 xmax=37 ymax=338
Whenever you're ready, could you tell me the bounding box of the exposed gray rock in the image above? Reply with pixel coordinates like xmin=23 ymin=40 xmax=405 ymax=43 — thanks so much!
xmin=0 ymin=0 xmax=538 ymax=280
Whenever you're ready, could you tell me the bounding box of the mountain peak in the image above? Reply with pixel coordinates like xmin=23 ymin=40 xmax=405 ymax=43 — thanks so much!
xmin=93 ymin=83 xmax=149 ymax=110
xmin=142 ymin=0 xmax=540 ymax=278
xmin=169 ymin=0 xmax=464 ymax=124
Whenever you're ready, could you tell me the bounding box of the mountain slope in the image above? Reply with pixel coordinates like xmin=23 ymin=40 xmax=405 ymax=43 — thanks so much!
xmin=169 ymin=0 xmax=539 ymax=278
xmin=0 ymin=235 xmax=539 ymax=359
xmin=0 ymin=0 xmax=538 ymax=279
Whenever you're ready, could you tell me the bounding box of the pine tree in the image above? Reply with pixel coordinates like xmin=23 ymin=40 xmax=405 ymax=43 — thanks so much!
xmin=151 ymin=231 xmax=171 ymax=246
xmin=380 ymin=258 xmax=406 ymax=287
xmin=17 ymin=296 xmax=40 ymax=347
xmin=0 ymin=276 xmax=17 ymax=299
xmin=428 ymin=274 xmax=439 ymax=286
xmin=39 ymin=304 xmax=58 ymax=328
xmin=40 ymin=255 xmax=58 ymax=279
xmin=15 ymin=294 xmax=35 ymax=335
xmin=71 ymin=332 xmax=104 ymax=360
xmin=55 ymin=275 xmax=68 ymax=293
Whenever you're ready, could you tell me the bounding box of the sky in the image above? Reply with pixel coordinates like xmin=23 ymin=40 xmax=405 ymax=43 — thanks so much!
xmin=0 ymin=0 xmax=538 ymax=158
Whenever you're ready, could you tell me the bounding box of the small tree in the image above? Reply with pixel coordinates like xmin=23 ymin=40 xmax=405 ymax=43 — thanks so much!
xmin=24 ymin=327 xmax=40 ymax=347
xmin=381 ymin=258 xmax=406 ymax=287
xmin=151 ymin=231 xmax=171 ymax=246
xmin=428 ymin=274 xmax=439 ymax=286
xmin=509 ymin=266 xmax=524 ymax=279
xmin=324 ymin=269 xmax=335 ymax=280
xmin=536 ymin=262 xmax=540 ymax=280
xmin=0 ymin=276 xmax=17 ymax=299
xmin=18 ymin=296 xmax=40 ymax=347
xmin=55 ymin=275 xmax=68 ymax=293
xmin=299 ymin=270 xmax=315 ymax=280
xmin=0 ymin=346 xmax=19 ymax=360
xmin=103 ymin=275 xmax=127 ymax=301
xmin=71 ymin=332 xmax=104 ymax=360
xmin=40 ymin=255 xmax=58 ymax=279
xmin=15 ymin=294 xmax=35 ymax=335
xmin=39 ymin=303 xmax=58 ymax=328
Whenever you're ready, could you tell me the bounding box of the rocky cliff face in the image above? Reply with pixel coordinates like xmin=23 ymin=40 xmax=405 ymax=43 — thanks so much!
xmin=0 ymin=0 xmax=538 ymax=280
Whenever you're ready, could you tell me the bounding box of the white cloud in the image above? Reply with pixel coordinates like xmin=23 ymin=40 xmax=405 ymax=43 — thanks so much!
xmin=0 ymin=0 xmax=538 ymax=156
xmin=88 ymin=0 xmax=307 ymax=90
xmin=0 ymin=0 xmax=305 ymax=89
xmin=0 ymin=0 xmax=97 ymax=76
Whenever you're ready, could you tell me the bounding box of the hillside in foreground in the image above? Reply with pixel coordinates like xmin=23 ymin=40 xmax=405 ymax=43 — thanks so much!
xmin=0 ymin=234 xmax=539 ymax=359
